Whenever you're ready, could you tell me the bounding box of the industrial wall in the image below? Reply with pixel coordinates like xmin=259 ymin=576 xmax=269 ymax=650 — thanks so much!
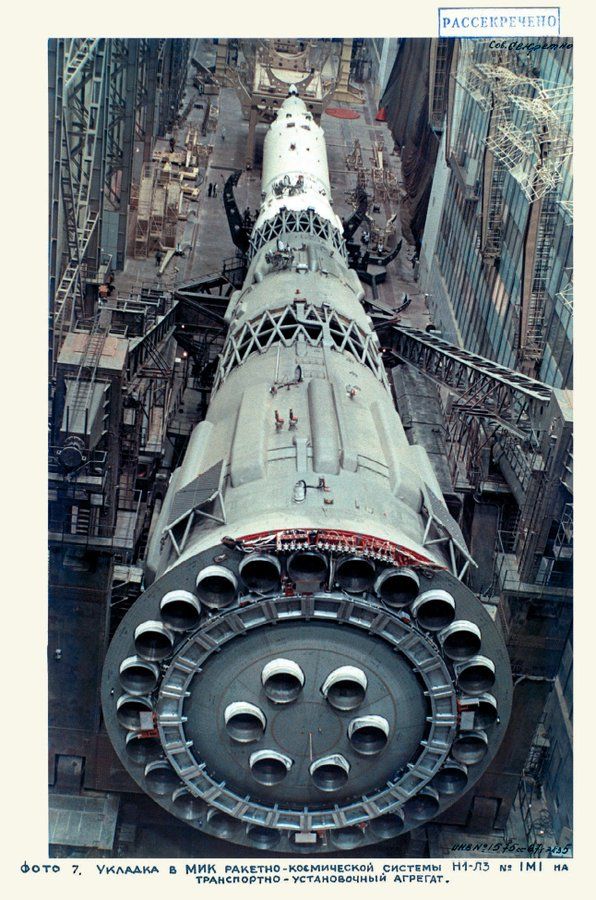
xmin=380 ymin=39 xmax=453 ymax=249
xmin=419 ymin=41 xmax=573 ymax=388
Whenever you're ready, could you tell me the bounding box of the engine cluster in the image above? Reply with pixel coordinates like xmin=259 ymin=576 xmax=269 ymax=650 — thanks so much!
xmin=102 ymin=531 xmax=511 ymax=853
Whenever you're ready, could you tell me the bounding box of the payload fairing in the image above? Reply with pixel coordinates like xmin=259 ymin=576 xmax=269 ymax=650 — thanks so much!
xmin=101 ymin=88 xmax=512 ymax=853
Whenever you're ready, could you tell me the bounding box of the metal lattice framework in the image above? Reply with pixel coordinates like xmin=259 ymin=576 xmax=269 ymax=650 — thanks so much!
xmin=456 ymin=49 xmax=534 ymax=259
xmin=248 ymin=209 xmax=347 ymax=261
xmin=485 ymin=85 xmax=572 ymax=203
xmin=455 ymin=43 xmax=539 ymax=112
xmin=103 ymin=40 xmax=159 ymax=269
xmin=49 ymin=40 xmax=189 ymax=374
xmin=385 ymin=325 xmax=572 ymax=585
xmin=455 ymin=44 xmax=572 ymax=202
xmin=454 ymin=44 xmax=572 ymax=371
xmin=420 ymin=484 xmax=475 ymax=579
xmin=214 ymin=303 xmax=389 ymax=392
xmin=369 ymin=141 xmax=400 ymax=204
xmin=556 ymin=280 xmax=573 ymax=315
xmin=49 ymin=38 xmax=108 ymax=371
xmin=162 ymin=461 xmax=227 ymax=559
xmin=386 ymin=326 xmax=552 ymax=444
xmin=104 ymin=40 xmax=133 ymax=207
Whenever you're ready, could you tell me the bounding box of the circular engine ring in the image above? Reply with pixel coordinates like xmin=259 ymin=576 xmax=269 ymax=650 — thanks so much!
xmin=102 ymin=551 xmax=512 ymax=854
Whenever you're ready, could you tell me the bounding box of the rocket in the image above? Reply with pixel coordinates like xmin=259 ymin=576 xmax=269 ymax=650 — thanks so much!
xmin=101 ymin=87 xmax=512 ymax=853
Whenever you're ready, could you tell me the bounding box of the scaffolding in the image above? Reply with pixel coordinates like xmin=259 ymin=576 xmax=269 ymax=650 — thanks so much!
xmin=454 ymin=44 xmax=572 ymax=374
xmin=163 ymin=177 xmax=182 ymax=248
xmin=455 ymin=46 xmax=572 ymax=276
xmin=184 ymin=124 xmax=212 ymax=167
xmin=455 ymin=43 xmax=539 ymax=112
xmin=344 ymin=139 xmax=369 ymax=211
xmin=457 ymin=51 xmax=539 ymax=256
xmin=134 ymin=163 xmax=182 ymax=258
xmin=330 ymin=38 xmax=364 ymax=104
xmin=369 ymin=141 xmax=399 ymax=204
xmin=346 ymin=139 xmax=367 ymax=186
xmin=486 ymin=85 xmax=572 ymax=203
xmin=49 ymin=39 xmax=108 ymax=371
xmin=516 ymin=714 xmax=556 ymax=849
xmin=134 ymin=163 xmax=154 ymax=257
xmin=63 ymin=318 xmax=110 ymax=432
xmin=49 ymin=39 xmax=181 ymax=372
xmin=553 ymin=501 xmax=573 ymax=562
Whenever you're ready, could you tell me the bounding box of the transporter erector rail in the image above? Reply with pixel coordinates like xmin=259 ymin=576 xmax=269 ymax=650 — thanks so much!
xmin=102 ymin=87 xmax=512 ymax=854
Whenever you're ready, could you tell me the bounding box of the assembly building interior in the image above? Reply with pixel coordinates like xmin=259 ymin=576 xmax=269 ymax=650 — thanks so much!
xmin=48 ymin=37 xmax=573 ymax=859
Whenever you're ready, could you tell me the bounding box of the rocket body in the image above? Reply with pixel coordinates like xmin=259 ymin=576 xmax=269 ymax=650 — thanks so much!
xmin=101 ymin=91 xmax=512 ymax=854
xmin=148 ymin=92 xmax=444 ymax=576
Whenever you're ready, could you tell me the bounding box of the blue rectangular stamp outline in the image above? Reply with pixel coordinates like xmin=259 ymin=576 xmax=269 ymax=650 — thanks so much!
xmin=438 ymin=7 xmax=561 ymax=37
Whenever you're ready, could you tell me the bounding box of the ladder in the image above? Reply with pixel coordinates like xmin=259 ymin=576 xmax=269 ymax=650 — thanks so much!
xmin=64 ymin=319 xmax=109 ymax=437
xmin=483 ymin=162 xmax=506 ymax=258
xmin=523 ymin=189 xmax=558 ymax=361
xmin=430 ymin=39 xmax=450 ymax=130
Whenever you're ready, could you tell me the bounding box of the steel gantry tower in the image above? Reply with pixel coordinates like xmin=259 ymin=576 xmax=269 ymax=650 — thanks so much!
xmin=48 ymin=38 xmax=191 ymax=373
